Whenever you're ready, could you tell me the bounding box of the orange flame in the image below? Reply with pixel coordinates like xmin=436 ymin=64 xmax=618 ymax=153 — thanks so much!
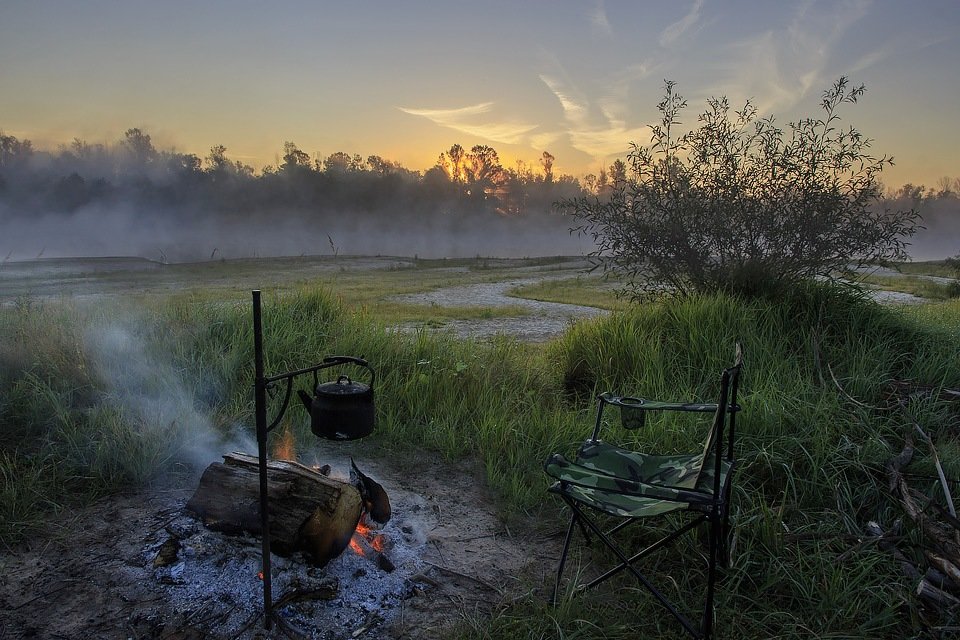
xmin=273 ymin=426 xmax=296 ymax=460
xmin=349 ymin=515 xmax=386 ymax=557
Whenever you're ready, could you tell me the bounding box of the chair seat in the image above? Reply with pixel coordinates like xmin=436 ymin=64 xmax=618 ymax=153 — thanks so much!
xmin=545 ymin=442 xmax=732 ymax=517
xmin=549 ymin=481 xmax=691 ymax=517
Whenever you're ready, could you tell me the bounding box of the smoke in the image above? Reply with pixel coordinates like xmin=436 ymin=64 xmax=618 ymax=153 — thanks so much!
xmin=84 ymin=317 xmax=253 ymax=473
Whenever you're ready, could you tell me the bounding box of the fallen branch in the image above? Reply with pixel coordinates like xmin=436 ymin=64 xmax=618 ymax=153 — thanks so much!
xmin=826 ymin=363 xmax=885 ymax=411
xmin=423 ymin=560 xmax=503 ymax=595
xmin=864 ymin=521 xmax=919 ymax=581
xmin=917 ymin=577 xmax=960 ymax=609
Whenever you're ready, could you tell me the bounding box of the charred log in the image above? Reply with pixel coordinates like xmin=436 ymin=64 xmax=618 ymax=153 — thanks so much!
xmin=186 ymin=452 xmax=362 ymax=566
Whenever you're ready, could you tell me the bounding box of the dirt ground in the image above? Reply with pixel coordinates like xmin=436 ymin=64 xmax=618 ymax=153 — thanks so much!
xmin=0 ymin=444 xmax=563 ymax=640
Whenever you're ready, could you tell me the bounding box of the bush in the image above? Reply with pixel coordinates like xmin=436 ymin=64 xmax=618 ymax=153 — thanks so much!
xmin=560 ymin=78 xmax=921 ymax=299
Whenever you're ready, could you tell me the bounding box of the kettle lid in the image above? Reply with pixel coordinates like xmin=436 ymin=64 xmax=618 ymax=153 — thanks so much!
xmin=315 ymin=375 xmax=370 ymax=395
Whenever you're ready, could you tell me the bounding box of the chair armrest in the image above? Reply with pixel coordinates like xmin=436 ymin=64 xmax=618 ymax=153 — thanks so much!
xmin=600 ymin=393 xmax=718 ymax=413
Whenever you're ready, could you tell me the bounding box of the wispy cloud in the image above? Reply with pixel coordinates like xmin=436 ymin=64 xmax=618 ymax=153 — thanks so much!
xmin=539 ymin=70 xmax=652 ymax=161
xmin=539 ymin=74 xmax=589 ymax=126
xmin=398 ymin=102 xmax=494 ymax=122
xmin=708 ymin=0 xmax=873 ymax=114
xmin=589 ymin=0 xmax=613 ymax=38
xmin=398 ymin=102 xmax=540 ymax=146
xmin=659 ymin=0 xmax=703 ymax=46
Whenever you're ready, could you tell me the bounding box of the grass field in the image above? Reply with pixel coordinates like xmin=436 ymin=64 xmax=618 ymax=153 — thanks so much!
xmin=2 ymin=256 xmax=960 ymax=638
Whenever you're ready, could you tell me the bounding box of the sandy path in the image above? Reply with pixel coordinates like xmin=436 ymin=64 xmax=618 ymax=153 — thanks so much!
xmin=391 ymin=278 xmax=610 ymax=342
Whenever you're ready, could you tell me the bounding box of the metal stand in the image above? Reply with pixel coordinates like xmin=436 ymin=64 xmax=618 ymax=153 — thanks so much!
xmin=251 ymin=290 xmax=357 ymax=629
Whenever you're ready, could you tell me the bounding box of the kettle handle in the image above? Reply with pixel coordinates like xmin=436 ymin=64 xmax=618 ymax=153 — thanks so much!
xmin=322 ymin=355 xmax=376 ymax=390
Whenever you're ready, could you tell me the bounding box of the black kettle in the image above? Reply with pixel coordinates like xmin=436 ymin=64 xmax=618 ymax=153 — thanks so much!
xmin=297 ymin=356 xmax=375 ymax=440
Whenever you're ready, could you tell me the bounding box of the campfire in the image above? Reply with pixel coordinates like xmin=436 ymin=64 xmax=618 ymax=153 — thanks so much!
xmin=171 ymin=286 xmax=412 ymax=636
xmin=148 ymin=451 xmax=429 ymax=639
xmin=185 ymin=450 xmax=393 ymax=569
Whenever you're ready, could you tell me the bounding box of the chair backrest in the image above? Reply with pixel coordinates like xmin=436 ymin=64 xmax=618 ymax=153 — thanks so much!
xmin=697 ymin=347 xmax=743 ymax=494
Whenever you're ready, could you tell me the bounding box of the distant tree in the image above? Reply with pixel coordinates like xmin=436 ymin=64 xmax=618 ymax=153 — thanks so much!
xmin=540 ymin=151 xmax=555 ymax=184
xmin=582 ymin=173 xmax=598 ymax=194
xmin=349 ymin=154 xmax=366 ymax=172
xmin=596 ymin=166 xmax=609 ymax=194
xmin=465 ymin=144 xmax=504 ymax=190
xmin=894 ymin=183 xmax=926 ymax=202
xmin=935 ymin=176 xmax=959 ymax=199
xmin=437 ymin=144 xmax=467 ymax=183
xmin=559 ymin=78 xmax=921 ymax=299
xmin=323 ymin=151 xmax=352 ymax=173
xmin=608 ymin=159 xmax=627 ymax=189
xmin=368 ymin=154 xmax=401 ymax=176
xmin=206 ymin=145 xmax=229 ymax=172
xmin=0 ymin=131 xmax=33 ymax=168
xmin=122 ymin=128 xmax=156 ymax=167
xmin=168 ymin=152 xmax=201 ymax=175
xmin=281 ymin=142 xmax=312 ymax=172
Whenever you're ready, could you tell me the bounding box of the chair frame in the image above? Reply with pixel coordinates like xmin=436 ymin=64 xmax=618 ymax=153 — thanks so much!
xmin=548 ymin=349 xmax=742 ymax=640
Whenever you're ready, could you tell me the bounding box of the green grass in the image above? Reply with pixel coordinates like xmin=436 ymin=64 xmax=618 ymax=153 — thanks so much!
xmin=508 ymin=275 xmax=628 ymax=311
xmin=894 ymin=260 xmax=959 ymax=279
xmin=855 ymin=273 xmax=960 ymax=300
xmin=2 ymin=278 xmax=960 ymax=638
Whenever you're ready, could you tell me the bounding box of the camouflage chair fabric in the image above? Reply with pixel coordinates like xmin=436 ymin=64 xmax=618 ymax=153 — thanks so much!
xmin=545 ymin=393 xmax=733 ymax=517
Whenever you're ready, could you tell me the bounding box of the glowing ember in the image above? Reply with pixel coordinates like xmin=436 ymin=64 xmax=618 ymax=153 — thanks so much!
xmin=350 ymin=515 xmax=387 ymax=557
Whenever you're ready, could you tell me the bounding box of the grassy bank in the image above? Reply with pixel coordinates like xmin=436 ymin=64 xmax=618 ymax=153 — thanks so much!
xmin=2 ymin=282 xmax=960 ymax=637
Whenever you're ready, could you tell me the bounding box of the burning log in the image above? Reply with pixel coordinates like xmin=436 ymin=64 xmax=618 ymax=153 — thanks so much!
xmin=186 ymin=452 xmax=362 ymax=566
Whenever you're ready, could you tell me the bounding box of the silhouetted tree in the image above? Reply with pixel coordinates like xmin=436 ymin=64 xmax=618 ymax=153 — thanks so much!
xmin=437 ymin=144 xmax=467 ymax=183
xmin=0 ymin=131 xmax=33 ymax=168
xmin=465 ymin=145 xmax=504 ymax=190
xmin=122 ymin=128 xmax=156 ymax=168
xmin=608 ymin=159 xmax=627 ymax=189
xmin=323 ymin=151 xmax=352 ymax=173
xmin=540 ymin=151 xmax=555 ymax=184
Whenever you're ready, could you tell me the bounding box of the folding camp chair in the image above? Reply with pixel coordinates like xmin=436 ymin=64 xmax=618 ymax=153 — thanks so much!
xmin=544 ymin=345 xmax=742 ymax=640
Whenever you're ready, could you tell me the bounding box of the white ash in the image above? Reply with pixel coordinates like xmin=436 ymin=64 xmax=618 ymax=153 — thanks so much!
xmin=144 ymin=483 xmax=431 ymax=639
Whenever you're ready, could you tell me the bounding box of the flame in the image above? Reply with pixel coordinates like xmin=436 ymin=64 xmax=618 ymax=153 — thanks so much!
xmin=273 ymin=425 xmax=296 ymax=460
xmin=257 ymin=571 xmax=264 ymax=581
xmin=349 ymin=515 xmax=386 ymax=557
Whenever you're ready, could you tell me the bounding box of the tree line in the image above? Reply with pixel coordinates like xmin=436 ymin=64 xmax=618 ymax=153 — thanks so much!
xmin=0 ymin=128 xmax=600 ymax=222
xmin=2 ymin=122 xmax=957 ymax=266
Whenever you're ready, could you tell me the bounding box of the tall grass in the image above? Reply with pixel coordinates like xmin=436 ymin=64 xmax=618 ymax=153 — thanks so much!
xmin=2 ymin=281 xmax=959 ymax=637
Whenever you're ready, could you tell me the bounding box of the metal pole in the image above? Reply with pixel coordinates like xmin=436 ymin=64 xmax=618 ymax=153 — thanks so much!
xmin=252 ymin=290 xmax=273 ymax=629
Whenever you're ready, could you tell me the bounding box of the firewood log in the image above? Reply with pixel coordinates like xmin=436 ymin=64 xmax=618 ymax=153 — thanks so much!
xmin=186 ymin=452 xmax=362 ymax=566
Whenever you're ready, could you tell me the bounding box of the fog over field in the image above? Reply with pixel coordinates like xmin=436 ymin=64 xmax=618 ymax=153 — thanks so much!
xmin=1 ymin=128 xmax=957 ymax=264
xmin=0 ymin=202 xmax=592 ymax=263
xmin=3 ymin=198 xmax=955 ymax=264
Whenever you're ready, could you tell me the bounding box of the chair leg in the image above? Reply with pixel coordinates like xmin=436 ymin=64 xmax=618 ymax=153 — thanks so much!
xmin=702 ymin=514 xmax=721 ymax=640
xmin=552 ymin=513 xmax=578 ymax=606
xmin=719 ymin=484 xmax=734 ymax=567
xmin=570 ymin=501 xmax=702 ymax=638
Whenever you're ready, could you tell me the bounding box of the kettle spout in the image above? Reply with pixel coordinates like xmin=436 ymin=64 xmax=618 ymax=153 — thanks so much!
xmin=297 ymin=389 xmax=313 ymax=413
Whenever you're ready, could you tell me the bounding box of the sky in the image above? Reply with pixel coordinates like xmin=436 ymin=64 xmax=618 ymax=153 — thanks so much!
xmin=1 ymin=0 xmax=958 ymax=189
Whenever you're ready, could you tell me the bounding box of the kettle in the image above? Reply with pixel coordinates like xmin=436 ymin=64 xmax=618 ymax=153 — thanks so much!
xmin=297 ymin=356 xmax=375 ymax=440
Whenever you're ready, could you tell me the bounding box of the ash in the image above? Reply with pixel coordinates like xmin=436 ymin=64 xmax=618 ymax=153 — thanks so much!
xmin=145 ymin=483 xmax=431 ymax=639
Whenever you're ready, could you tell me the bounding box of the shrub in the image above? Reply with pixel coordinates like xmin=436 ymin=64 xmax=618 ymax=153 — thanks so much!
xmin=560 ymin=78 xmax=921 ymax=299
